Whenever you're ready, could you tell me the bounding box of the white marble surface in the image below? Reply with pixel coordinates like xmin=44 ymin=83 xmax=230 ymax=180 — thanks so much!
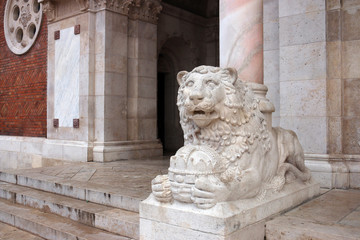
xmin=54 ymin=27 xmax=80 ymax=127
xmin=140 ymin=180 xmax=320 ymax=239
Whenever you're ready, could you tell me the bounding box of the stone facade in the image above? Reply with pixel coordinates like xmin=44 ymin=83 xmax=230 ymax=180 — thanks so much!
xmin=0 ymin=0 xmax=359 ymax=191
xmin=263 ymin=0 xmax=360 ymax=189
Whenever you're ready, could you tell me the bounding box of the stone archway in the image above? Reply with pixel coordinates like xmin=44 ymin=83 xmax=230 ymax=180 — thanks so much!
xmin=157 ymin=37 xmax=197 ymax=154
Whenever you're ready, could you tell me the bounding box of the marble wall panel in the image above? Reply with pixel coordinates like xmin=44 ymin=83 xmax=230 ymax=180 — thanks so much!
xmin=282 ymin=116 xmax=327 ymax=153
xmin=280 ymin=42 xmax=326 ymax=81
xmin=280 ymin=11 xmax=325 ymax=47
xmin=280 ymin=79 xmax=326 ymax=117
xmin=54 ymin=27 xmax=80 ymax=127
xmin=342 ymin=40 xmax=360 ymax=79
xmin=279 ymin=0 xmax=325 ymax=17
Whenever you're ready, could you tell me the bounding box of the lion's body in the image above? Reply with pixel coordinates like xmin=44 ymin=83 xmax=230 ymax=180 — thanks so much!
xmin=152 ymin=66 xmax=311 ymax=208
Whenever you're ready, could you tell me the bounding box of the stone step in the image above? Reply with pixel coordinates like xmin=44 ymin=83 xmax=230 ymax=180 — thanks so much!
xmin=0 ymin=198 xmax=132 ymax=240
xmin=0 ymin=169 xmax=142 ymax=212
xmin=0 ymin=181 xmax=139 ymax=239
xmin=0 ymin=221 xmax=45 ymax=240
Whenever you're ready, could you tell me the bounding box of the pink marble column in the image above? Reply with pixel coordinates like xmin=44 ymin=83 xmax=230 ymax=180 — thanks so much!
xmin=220 ymin=0 xmax=263 ymax=84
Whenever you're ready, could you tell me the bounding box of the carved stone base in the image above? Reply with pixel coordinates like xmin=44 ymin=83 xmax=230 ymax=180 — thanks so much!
xmin=140 ymin=180 xmax=320 ymax=240
xmin=93 ymin=140 xmax=163 ymax=162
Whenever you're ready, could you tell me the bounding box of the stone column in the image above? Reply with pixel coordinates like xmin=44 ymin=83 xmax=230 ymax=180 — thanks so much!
xmin=220 ymin=0 xmax=263 ymax=84
xmin=220 ymin=0 xmax=274 ymax=128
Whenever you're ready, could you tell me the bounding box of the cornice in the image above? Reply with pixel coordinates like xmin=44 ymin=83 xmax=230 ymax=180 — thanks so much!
xmin=39 ymin=0 xmax=162 ymax=23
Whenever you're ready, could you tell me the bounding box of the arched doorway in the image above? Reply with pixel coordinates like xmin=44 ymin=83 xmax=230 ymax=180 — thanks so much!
xmin=157 ymin=37 xmax=197 ymax=154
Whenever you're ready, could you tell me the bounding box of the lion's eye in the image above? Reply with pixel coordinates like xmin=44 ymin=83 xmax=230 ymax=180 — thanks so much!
xmin=206 ymin=80 xmax=217 ymax=87
xmin=186 ymin=81 xmax=194 ymax=87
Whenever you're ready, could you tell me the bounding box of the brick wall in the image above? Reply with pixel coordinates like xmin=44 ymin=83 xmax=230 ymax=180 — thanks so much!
xmin=0 ymin=0 xmax=47 ymax=137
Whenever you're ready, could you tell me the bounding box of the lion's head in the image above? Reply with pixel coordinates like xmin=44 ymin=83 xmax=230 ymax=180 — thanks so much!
xmin=176 ymin=66 xmax=270 ymax=162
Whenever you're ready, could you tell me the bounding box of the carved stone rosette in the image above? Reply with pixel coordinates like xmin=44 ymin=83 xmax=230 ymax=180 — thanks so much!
xmin=4 ymin=0 xmax=43 ymax=55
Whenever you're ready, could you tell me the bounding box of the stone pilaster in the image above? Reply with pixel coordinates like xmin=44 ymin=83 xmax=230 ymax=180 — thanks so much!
xmin=43 ymin=0 xmax=162 ymax=162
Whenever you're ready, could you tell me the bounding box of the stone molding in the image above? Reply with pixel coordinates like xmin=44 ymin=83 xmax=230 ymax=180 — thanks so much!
xmin=4 ymin=0 xmax=43 ymax=55
xmin=40 ymin=0 xmax=162 ymax=23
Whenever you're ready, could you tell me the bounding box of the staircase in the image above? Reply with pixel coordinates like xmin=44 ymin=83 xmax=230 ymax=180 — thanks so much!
xmin=0 ymin=159 xmax=170 ymax=240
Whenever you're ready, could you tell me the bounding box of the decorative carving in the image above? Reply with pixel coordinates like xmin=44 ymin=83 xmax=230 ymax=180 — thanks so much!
xmin=93 ymin=0 xmax=135 ymax=15
xmin=3 ymin=0 xmax=43 ymax=55
xmin=19 ymin=4 xmax=31 ymax=28
xmin=92 ymin=0 xmax=162 ymax=23
xmin=128 ymin=0 xmax=162 ymax=23
xmin=38 ymin=0 xmax=56 ymax=22
xmin=152 ymin=66 xmax=311 ymax=209
xmin=75 ymin=0 xmax=90 ymax=11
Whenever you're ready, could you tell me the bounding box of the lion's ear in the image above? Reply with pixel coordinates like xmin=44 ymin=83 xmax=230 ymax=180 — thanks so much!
xmin=225 ymin=68 xmax=238 ymax=85
xmin=177 ymin=71 xmax=188 ymax=85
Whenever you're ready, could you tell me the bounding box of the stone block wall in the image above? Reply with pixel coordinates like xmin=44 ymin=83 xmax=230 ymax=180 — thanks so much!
xmin=263 ymin=0 xmax=280 ymax=127
xmin=0 ymin=0 xmax=47 ymax=137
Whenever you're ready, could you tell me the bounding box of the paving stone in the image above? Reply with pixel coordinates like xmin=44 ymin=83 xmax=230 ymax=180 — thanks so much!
xmin=266 ymin=189 xmax=360 ymax=240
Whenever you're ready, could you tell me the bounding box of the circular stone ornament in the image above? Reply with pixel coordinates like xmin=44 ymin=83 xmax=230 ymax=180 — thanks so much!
xmin=4 ymin=0 xmax=43 ymax=55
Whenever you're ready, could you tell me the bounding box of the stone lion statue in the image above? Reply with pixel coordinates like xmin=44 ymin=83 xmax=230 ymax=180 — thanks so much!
xmin=152 ymin=66 xmax=311 ymax=209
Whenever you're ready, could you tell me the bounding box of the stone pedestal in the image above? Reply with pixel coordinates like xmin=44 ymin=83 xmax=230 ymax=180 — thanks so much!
xmin=140 ymin=180 xmax=320 ymax=240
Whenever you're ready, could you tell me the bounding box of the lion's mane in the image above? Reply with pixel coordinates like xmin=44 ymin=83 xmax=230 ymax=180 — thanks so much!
xmin=177 ymin=66 xmax=271 ymax=167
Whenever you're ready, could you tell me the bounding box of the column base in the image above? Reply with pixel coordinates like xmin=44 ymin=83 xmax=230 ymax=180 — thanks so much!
xmin=93 ymin=140 xmax=163 ymax=162
xmin=140 ymin=179 xmax=320 ymax=240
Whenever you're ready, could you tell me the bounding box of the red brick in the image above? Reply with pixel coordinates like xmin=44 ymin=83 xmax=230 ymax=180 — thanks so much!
xmin=0 ymin=0 xmax=47 ymax=137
